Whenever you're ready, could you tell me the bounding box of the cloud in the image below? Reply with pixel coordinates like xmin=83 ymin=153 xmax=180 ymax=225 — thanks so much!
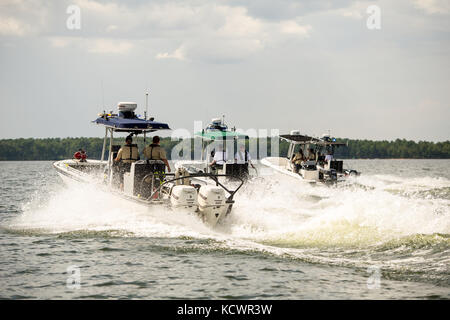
xmin=48 ymin=37 xmax=133 ymax=54
xmin=279 ymin=20 xmax=312 ymax=35
xmin=1 ymin=0 xmax=312 ymax=62
xmin=414 ymin=0 xmax=450 ymax=14
xmin=87 ymin=38 xmax=133 ymax=54
xmin=223 ymin=0 xmax=355 ymax=21
xmin=2 ymin=0 xmax=447 ymax=63
xmin=49 ymin=37 xmax=71 ymax=48
xmin=106 ymin=24 xmax=118 ymax=32
xmin=156 ymin=46 xmax=186 ymax=61
xmin=0 ymin=17 xmax=28 ymax=36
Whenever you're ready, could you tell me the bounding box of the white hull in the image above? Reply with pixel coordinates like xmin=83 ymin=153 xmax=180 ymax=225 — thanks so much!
xmin=261 ymin=157 xmax=317 ymax=183
xmin=53 ymin=159 xmax=232 ymax=227
xmin=53 ymin=159 xmax=106 ymax=184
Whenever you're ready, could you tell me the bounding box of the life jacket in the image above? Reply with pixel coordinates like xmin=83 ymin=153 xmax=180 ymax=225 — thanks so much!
xmin=73 ymin=151 xmax=82 ymax=159
xmin=121 ymin=144 xmax=139 ymax=163
xmin=293 ymin=153 xmax=304 ymax=165
xmin=146 ymin=143 xmax=163 ymax=160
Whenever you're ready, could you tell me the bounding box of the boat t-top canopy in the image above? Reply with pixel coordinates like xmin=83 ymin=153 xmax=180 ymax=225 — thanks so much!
xmin=93 ymin=102 xmax=170 ymax=133
xmin=94 ymin=116 xmax=170 ymax=133
xmin=195 ymin=130 xmax=249 ymax=141
xmin=94 ymin=101 xmax=171 ymax=168
xmin=280 ymin=134 xmax=346 ymax=146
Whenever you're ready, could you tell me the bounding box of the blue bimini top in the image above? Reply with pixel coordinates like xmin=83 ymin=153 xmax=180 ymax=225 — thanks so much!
xmin=93 ymin=113 xmax=170 ymax=133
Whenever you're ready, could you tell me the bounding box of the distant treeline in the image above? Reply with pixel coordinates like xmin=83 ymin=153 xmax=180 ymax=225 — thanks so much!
xmin=0 ymin=137 xmax=449 ymax=161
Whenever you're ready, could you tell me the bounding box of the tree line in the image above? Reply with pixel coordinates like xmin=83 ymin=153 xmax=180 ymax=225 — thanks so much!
xmin=0 ymin=137 xmax=449 ymax=161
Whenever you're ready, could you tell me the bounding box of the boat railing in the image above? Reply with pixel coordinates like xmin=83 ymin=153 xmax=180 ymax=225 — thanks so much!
xmin=146 ymin=173 xmax=245 ymax=203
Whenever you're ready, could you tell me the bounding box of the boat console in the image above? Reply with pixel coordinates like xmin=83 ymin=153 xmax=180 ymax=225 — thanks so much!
xmin=123 ymin=160 xmax=165 ymax=198
xmin=223 ymin=163 xmax=249 ymax=179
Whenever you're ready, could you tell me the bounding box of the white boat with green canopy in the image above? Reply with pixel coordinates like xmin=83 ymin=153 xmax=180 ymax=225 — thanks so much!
xmin=175 ymin=117 xmax=253 ymax=180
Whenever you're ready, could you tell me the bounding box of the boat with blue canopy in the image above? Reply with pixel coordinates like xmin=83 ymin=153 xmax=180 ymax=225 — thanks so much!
xmin=53 ymin=102 xmax=244 ymax=227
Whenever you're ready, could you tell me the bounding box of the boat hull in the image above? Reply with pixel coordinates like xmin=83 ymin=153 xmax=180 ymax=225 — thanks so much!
xmin=261 ymin=157 xmax=317 ymax=183
xmin=53 ymin=159 xmax=230 ymax=227
xmin=261 ymin=157 xmax=349 ymax=184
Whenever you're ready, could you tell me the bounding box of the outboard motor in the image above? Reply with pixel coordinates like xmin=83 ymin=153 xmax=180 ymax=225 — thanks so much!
xmin=197 ymin=185 xmax=228 ymax=226
xmin=170 ymin=185 xmax=198 ymax=211
xmin=169 ymin=167 xmax=198 ymax=211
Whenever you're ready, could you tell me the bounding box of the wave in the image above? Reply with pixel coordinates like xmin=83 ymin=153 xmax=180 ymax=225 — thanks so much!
xmin=4 ymin=169 xmax=450 ymax=284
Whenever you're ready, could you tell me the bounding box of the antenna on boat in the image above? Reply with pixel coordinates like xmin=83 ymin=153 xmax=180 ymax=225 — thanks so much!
xmin=145 ymin=91 xmax=149 ymax=120
xmin=101 ymin=80 xmax=105 ymax=109
xmin=222 ymin=114 xmax=225 ymax=125
xmin=144 ymin=91 xmax=149 ymax=145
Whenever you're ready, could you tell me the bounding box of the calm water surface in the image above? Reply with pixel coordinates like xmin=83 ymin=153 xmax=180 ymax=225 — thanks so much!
xmin=0 ymin=160 xmax=449 ymax=299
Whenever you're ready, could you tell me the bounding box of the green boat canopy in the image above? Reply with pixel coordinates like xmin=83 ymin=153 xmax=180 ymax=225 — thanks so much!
xmin=195 ymin=131 xmax=249 ymax=140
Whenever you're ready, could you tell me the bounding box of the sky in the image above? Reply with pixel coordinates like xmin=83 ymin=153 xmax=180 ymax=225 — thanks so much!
xmin=0 ymin=0 xmax=449 ymax=141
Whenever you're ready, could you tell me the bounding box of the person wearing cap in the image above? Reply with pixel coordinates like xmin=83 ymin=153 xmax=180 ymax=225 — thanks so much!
xmin=143 ymin=136 xmax=171 ymax=172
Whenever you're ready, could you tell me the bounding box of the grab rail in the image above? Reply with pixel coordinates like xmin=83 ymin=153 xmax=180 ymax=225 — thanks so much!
xmin=145 ymin=173 xmax=244 ymax=202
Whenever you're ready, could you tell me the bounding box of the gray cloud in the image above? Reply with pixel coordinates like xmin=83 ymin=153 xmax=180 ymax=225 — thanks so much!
xmin=0 ymin=0 xmax=449 ymax=141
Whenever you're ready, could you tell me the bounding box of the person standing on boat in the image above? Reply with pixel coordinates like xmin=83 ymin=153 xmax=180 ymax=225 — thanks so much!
xmin=143 ymin=136 xmax=171 ymax=172
xmin=235 ymin=144 xmax=255 ymax=170
xmin=115 ymin=136 xmax=139 ymax=164
xmin=114 ymin=136 xmax=139 ymax=189
xmin=209 ymin=144 xmax=227 ymax=170
xmin=291 ymin=148 xmax=304 ymax=173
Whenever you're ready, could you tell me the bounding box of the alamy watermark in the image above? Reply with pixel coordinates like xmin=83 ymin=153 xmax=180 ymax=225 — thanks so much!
xmin=66 ymin=265 xmax=81 ymax=289
xmin=367 ymin=5 xmax=381 ymax=30
xmin=169 ymin=121 xmax=280 ymax=163
xmin=66 ymin=5 xmax=81 ymax=30
xmin=366 ymin=266 xmax=381 ymax=289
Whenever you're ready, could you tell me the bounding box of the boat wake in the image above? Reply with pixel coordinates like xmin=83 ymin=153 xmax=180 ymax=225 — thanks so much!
xmin=5 ymin=171 xmax=450 ymax=285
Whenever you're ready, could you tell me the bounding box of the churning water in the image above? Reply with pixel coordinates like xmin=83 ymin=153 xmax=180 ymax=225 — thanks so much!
xmin=0 ymin=160 xmax=449 ymax=299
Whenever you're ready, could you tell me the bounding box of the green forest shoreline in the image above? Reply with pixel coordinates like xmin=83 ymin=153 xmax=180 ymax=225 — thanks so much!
xmin=0 ymin=137 xmax=449 ymax=160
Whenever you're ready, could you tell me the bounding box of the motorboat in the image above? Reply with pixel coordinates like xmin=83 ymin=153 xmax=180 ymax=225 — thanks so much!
xmin=53 ymin=103 xmax=244 ymax=227
xmin=175 ymin=117 xmax=254 ymax=181
xmin=261 ymin=130 xmax=359 ymax=183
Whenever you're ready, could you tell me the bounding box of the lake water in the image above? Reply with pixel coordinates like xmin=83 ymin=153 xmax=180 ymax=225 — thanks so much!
xmin=0 ymin=160 xmax=449 ymax=299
